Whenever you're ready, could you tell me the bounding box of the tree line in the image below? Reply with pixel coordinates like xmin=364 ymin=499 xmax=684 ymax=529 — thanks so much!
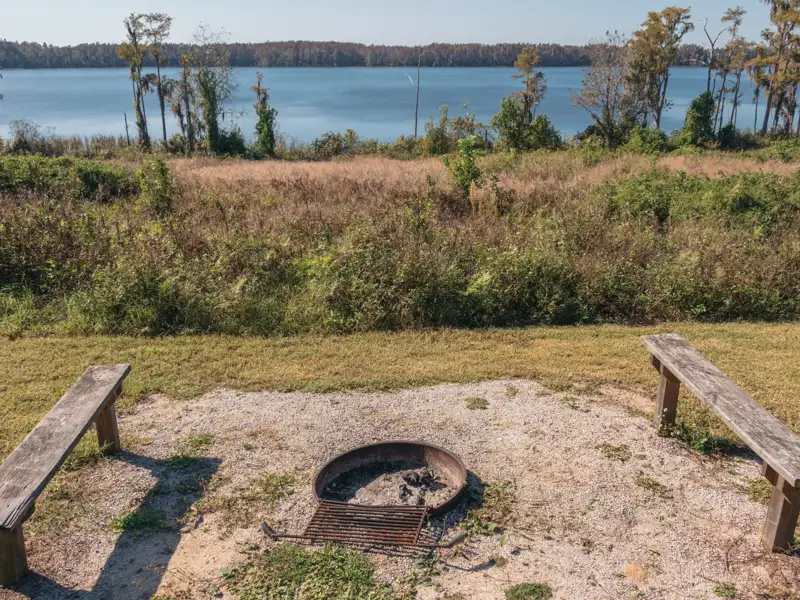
xmin=0 ymin=39 xmax=710 ymax=69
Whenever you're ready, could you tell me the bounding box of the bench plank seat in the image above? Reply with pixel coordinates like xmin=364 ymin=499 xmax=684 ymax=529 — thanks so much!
xmin=642 ymin=334 xmax=800 ymax=487
xmin=0 ymin=364 xmax=130 ymax=531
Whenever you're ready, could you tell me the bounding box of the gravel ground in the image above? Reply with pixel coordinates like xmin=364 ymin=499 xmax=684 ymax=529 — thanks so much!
xmin=2 ymin=379 xmax=798 ymax=600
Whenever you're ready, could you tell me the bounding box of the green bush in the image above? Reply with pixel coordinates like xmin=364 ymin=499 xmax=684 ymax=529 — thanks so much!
xmin=622 ymin=127 xmax=670 ymax=155
xmin=0 ymin=154 xmax=136 ymax=201
xmin=528 ymin=115 xmax=562 ymax=150
xmin=136 ymin=156 xmax=174 ymax=216
xmin=443 ymin=136 xmax=486 ymax=197
xmin=676 ymin=91 xmax=716 ymax=147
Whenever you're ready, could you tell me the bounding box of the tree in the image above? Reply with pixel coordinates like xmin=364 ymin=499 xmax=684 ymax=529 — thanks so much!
xmin=492 ymin=96 xmax=530 ymax=150
xmin=167 ymin=55 xmax=197 ymax=154
xmin=747 ymin=45 xmax=769 ymax=130
xmin=118 ymin=13 xmax=150 ymax=150
xmin=703 ymin=18 xmax=726 ymax=92
xmin=677 ymin=91 xmax=716 ymax=145
xmin=573 ymin=31 xmax=632 ymax=148
xmin=626 ymin=6 xmax=694 ymax=129
xmin=753 ymin=0 xmax=800 ymax=134
xmin=513 ymin=47 xmax=547 ymax=120
xmin=191 ymin=26 xmax=235 ymax=155
xmin=252 ymin=72 xmax=278 ymax=157
xmin=713 ymin=7 xmax=748 ymax=133
xmin=143 ymin=13 xmax=173 ymax=142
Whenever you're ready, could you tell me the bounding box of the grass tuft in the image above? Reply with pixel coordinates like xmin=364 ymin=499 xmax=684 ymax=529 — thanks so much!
xmin=713 ymin=581 xmax=737 ymax=598
xmin=746 ymin=477 xmax=773 ymax=505
xmin=224 ymin=544 xmax=403 ymax=600
xmin=633 ymin=475 xmax=672 ymax=499
xmin=111 ymin=505 xmax=170 ymax=536
xmin=465 ymin=396 xmax=489 ymax=410
xmin=598 ymin=443 xmax=632 ymax=462
xmin=505 ymin=582 xmax=553 ymax=600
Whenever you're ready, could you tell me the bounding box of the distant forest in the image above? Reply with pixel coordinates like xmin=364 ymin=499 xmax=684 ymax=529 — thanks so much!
xmin=0 ymin=40 xmax=710 ymax=69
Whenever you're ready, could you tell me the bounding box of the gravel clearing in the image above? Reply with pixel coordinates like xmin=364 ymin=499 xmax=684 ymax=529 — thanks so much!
xmin=2 ymin=379 xmax=799 ymax=599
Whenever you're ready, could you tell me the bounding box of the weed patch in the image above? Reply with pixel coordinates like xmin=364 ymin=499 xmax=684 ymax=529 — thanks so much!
xmin=633 ymin=475 xmax=672 ymax=499
xmin=465 ymin=397 xmax=489 ymax=410
xmin=224 ymin=544 xmax=404 ymax=600
xmin=598 ymin=443 xmax=632 ymax=462
xmin=746 ymin=477 xmax=773 ymax=505
xmin=505 ymin=582 xmax=553 ymax=600
xmin=111 ymin=505 xmax=170 ymax=536
xmin=465 ymin=481 xmax=516 ymax=535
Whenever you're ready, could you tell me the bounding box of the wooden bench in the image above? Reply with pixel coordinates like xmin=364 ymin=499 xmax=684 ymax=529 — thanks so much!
xmin=643 ymin=334 xmax=800 ymax=552
xmin=0 ymin=365 xmax=130 ymax=586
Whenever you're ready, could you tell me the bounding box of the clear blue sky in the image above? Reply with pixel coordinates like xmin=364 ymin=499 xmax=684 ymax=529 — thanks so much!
xmin=5 ymin=0 xmax=770 ymax=46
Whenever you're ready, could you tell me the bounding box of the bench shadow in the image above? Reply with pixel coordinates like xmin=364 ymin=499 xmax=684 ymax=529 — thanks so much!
xmin=10 ymin=451 xmax=221 ymax=600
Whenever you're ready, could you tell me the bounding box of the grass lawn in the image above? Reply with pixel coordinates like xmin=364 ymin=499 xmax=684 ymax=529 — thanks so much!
xmin=1 ymin=322 xmax=798 ymax=459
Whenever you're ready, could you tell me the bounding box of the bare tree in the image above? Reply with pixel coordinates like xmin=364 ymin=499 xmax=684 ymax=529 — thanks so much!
xmin=573 ymin=31 xmax=631 ymax=148
xmin=703 ymin=18 xmax=726 ymax=93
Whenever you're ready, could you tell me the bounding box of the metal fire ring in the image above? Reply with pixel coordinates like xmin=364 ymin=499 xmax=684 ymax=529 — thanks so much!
xmin=312 ymin=440 xmax=468 ymax=517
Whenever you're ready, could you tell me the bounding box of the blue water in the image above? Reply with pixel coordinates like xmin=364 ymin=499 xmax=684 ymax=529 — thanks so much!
xmin=0 ymin=67 xmax=757 ymax=142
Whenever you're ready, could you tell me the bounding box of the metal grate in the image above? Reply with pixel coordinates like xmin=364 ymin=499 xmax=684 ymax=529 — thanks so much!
xmin=301 ymin=500 xmax=428 ymax=547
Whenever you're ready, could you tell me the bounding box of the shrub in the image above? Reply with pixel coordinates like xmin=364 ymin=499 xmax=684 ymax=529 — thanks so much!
xmin=528 ymin=115 xmax=562 ymax=150
xmin=622 ymin=126 xmax=670 ymax=155
xmin=216 ymin=127 xmax=248 ymax=157
xmin=443 ymin=136 xmax=486 ymax=197
xmin=136 ymin=156 xmax=174 ymax=216
xmin=424 ymin=105 xmax=454 ymax=156
xmin=0 ymin=154 xmax=135 ymax=201
xmin=677 ymin=91 xmax=716 ymax=146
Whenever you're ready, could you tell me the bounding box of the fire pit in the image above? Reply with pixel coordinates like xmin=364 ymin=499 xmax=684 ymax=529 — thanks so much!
xmin=314 ymin=441 xmax=467 ymax=516
xmin=263 ymin=441 xmax=468 ymax=549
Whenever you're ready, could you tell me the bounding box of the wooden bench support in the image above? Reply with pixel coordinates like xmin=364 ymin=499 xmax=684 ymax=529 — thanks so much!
xmin=762 ymin=464 xmax=800 ymax=552
xmin=0 ymin=526 xmax=27 ymax=587
xmin=95 ymin=392 xmax=121 ymax=454
xmin=0 ymin=364 xmax=130 ymax=586
xmin=651 ymin=356 xmax=680 ymax=428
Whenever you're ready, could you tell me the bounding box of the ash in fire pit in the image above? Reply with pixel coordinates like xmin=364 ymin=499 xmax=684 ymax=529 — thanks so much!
xmin=323 ymin=461 xmax=455 ymax=508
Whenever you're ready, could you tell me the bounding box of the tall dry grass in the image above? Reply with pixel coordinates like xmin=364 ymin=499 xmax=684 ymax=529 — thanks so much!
xmin=1 ymin=151 xmax=798 ymax=336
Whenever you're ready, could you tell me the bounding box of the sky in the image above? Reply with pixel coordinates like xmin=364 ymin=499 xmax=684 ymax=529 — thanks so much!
xmin=5 ymin=0 xmax=770 ymax=47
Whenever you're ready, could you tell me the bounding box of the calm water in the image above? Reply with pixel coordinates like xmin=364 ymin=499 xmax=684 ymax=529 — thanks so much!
xmin=0 ymin=67 xmax=758 ymax=142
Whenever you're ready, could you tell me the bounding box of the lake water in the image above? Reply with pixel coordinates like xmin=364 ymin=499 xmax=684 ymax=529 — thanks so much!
xmin=0 ymin=67 xmax=758 ymax=142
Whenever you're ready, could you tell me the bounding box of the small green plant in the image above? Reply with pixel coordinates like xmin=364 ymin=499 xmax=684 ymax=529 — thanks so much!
xmin=746 ymin=477 xmax=773 ymax=505
xmin=111 ymin=505 xmax=170 ymax=536
xmin=465 ymin=396 xmax=489 ymax=410
xmin=713 ymin=581 xmax=737 ymax=598
xmin=598 ymin=443 xmax=632 ymax=462
xmin=224 ymin=544 xmax=399 ymax=600
xmin=465 ymin=481 xmax=516 ymax=535
xmin=505 ymin=582 xmax=553 ymax=600
xmin=659 ymin=423 xmax=732 ymax=454
xmin=184 ymin=434 xmax=215 ymax=455
xmin=137 ymin=155 xmax=174 ymax=216
xmin=443 ymin=135 xmax=486 ymax=197
xmin=634 ymin=475 xmax=672 ymax=499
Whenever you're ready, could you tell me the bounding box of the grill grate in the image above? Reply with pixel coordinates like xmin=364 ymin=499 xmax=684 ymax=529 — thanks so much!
xmin=300 ymin=500 xmax=428 ymax=547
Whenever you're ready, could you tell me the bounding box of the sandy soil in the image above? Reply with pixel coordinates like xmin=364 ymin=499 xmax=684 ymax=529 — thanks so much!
xmin=2 ymin=380 xmax=798 ymax=600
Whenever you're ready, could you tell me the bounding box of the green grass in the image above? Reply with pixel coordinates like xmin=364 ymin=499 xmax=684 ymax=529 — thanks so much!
xmin=633 ymin=475 xmax=673 ymax=499
xmin=505 ymin=583 xmax=553 ymax=600
xmin=746 ymin=477 xmax=773 ymax=505
xmin=201 ymin=472 xmax=296 ymax=531
xmin=714 ymin=581 xmax=737 ymax=598
xmin=0 ymin=323 xmax=799 ymax=462
xmin=598 ymin=443 xmax=632 ymax=462
xmin=465 ymin=396 xmax=489 ymax=410
xmin=110 ymin=505 xmax=170 ymax=536
xmin=183 ymin=434 xmax=216 ymax=455
xmin=224 ymin=544 xmax=406 ymax=600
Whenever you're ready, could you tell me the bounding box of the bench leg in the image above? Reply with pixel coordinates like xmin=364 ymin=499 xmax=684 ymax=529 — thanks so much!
xmin=0 ymin=525 xmax=27 ymax=587
xmin=762 ymin=464 xmax=800 ymax=552
xmin=651 ymin=356 xmax=680 ymax=428
xmin=96 ymin=392 xmax=121 ymax=455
